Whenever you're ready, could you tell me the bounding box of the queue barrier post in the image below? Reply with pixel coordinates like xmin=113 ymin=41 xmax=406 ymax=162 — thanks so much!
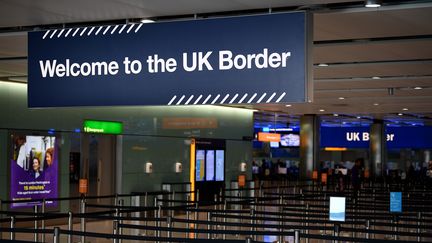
xmin=186 ymin=195 xmax=190 ymax=238
xmin=245 ymin=236 xmax=252 ymax=243
xmin=53 ymin=226 xmax=60 ymax=243
xmin=294 ymin=230 xmax=300 ymax=243
xmin=113 ymin=219 xmax=119 ymax=243
xmin=417 ymin=212 xmax=421 ymax=242
xmin=365 ymin=219 xmax=370 ymax=239
xmin=41 ymin=198 xmax=46 ymax=243
xmin=167 ymin=216 xmax=172 ymax=243
xmin=80 ymin=197 xmax=86 ymax=243
xmin=207 ymin=212 xmax=211 ymax=239
xmin=157 ymin=205 xmax=162 ymax=238
xmin=333 ymin=224 xmax=340 ymax=243
xmin=67 ymin=211 xmax=73 ymax=243
xmin=10 ymin=216 xmax=15 ymax=240
xmin=34 ymin=204 xmax=38 ymax=242
xmin=118 ymin=199 xmax=124 ymax=243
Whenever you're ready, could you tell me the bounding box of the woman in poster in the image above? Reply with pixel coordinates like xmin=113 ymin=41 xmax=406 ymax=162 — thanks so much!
xmin=44 ymin=147 xmax=54 ymax=169
xmin=32 ymin=157 xmax=42 ymax=179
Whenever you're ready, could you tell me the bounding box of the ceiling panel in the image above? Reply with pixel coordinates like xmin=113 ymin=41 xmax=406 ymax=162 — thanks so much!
xmin=315 ymin=77 xmax=432 ymax=90
xmin=314 ymin=40 xmax=432 ymax=63
xmin=314 ymin=6 xmax=432 ymax=41
xmin=314 ymin=62 xmax=432 ymax=79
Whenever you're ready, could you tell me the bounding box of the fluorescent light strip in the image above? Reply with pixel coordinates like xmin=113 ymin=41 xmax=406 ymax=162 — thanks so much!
xmin=167 ymin=95 xmax=177 ymax=105
xmin=275 ymin=92 xmax=286 ymax=103
xmin=176 ymin=95 xmax=186 ymax=105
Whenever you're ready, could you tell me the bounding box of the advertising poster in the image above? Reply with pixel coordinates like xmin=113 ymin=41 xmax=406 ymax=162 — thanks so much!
xmin=196 ymin=150 xmax=205 ymax=182
xmin=215 ymin=150 xmax=225 ymax=181
xmin=390 ymin=192 xmax=402 ymax=213
xmin=10 ymin=135 xmax=58 ymax=208
xmin=329 ymin=197 xmax=346 ymax=222
xmin=206 ymin=150 xmax=215 ymax=181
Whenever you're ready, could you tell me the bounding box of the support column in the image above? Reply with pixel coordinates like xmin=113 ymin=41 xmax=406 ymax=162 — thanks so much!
xmin=370 ymin=120 xmax=386 ymax=177
xmin=300 ymin=115 xmax=320 ymax=179
xmin=116 ymin=135 xmax=123 ymax=194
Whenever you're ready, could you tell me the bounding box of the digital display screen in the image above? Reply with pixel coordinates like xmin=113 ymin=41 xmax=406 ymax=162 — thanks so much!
xmin=329 ymin=197 xmax=346 ymax=222
xmin=390 ymin=192 xmax=402 ymax=213
xmin=10 ymin=135 xmax=58 ymax=208
xmin=280 ymin=133 xmax=300 ymax=147
xmin=206 ymin=150 xmax=215 ymax=181
xmin=195 ymin=150 xmax=205 ymax=181
xmin=270 ymin=141 xmax=279 ymax=148
xmin=215 ymin=150 xmax=225 ymax=181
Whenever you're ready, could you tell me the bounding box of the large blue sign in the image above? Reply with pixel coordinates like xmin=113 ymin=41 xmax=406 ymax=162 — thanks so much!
xmin=390 ymin=192 xmax=402 ymax=213
xmin=28 ymin=13 xmax=311 ymax=107
xmin=321 ymin=126 xmax=432 ymax=149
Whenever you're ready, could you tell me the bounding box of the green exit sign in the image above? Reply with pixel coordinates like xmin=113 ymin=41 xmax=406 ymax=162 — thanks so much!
xmin=83 ymin=120 xmax=123 ymax=135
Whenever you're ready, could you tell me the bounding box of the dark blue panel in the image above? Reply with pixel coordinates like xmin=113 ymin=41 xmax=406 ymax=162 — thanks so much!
xmin=28 ymin=12 xmax=309 ymax=107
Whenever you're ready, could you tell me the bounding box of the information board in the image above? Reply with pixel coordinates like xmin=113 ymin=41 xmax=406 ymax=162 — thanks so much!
xmin=390 ymin=192 xmax=402 ymax=213
xmin=329 ymin=197 xmax=346 ymax=222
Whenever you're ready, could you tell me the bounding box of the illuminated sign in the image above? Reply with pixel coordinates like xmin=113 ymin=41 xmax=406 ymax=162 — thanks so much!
xmin=83 ymin=120 xmax=123 ymax=134
xmin=28 ymin=12 xmax=312 ymax=107
xmin=257 ymin=132 xmax=281 ymax=142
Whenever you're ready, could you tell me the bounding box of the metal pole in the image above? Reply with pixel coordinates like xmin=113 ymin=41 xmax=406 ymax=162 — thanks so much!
xmin=207 ymin=212 xmax=211 ymax=239
xmin=365 ymin=219 xmax=370 ymax=239
xmin=41 ymin=199 xmax=46 ymax=242
xmin=80 ymin=198 xmax=86 ymax=243
xmin=417 ymin=212 xmax=421 ymax=242
xmin=186 ymin=198 xmax=190 ymax=238
xmin=294 ymin=230 xmax=300 ymax=243
xmin=68 ymin=212 xmax=73 ymax=243
xmin=305 ymin=203 xmax=309 ymax=243
xmin=113 ymin=219 xmax=119 ymax=243
xmin=223 ymin=201 xmax=227 ymax=240
xmin=34 ymin=205 xmax=38 ymax=242
xmin=53 ymin=227 xmax=60 ymax=243
xmin=167 ymin=216 xmax=172 ymax=243
xmin=245 ymin=237 xmax=252 ymax=243
xmin=194 ymin=203 xmax=198 ymax=239
xmin=118 ymin=199 xmax=124 ymax=243
xmin=157 ymin=205 xmax=162 ymax=238
xmin=10 ymin=216 xmax=15 ymax=240
xmin=144 ymin=192 xmax=148 ymax=236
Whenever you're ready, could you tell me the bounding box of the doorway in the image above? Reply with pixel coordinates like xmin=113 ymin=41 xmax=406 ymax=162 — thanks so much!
xmin=81 ymin=134 xmax=116 ymax=205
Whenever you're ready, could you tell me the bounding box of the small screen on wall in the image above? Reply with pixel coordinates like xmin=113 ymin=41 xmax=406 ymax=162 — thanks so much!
xmin=10 ymin=135 xmax=59 ymax=208
xmin=215 ymin=150 xmax=225 ymax=181
xmin=206 ymin=150 xmax=215 ymax=181
xmin=196 ymin=150 xmax=205 ymax=181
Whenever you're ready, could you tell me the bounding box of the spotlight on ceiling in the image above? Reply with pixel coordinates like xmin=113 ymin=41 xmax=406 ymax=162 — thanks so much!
xmin=388 ymin=87 xmax=394 ymax=95
xmin=365 ymin=0 xmax=382 ymax=8
xmin=140 ymin=19 xmax=155 ymax=23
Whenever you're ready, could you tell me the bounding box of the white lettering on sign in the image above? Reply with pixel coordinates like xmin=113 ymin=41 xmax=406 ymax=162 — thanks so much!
xmin=39 ymin=59 xmax=119 ymax=78
xmin=219 ymin=48 xmax=291 ymax=70
xmin=38 ymin=49 xmax=292 ymax=78
xmin=345 ymin=132 xmax=395 ymax=142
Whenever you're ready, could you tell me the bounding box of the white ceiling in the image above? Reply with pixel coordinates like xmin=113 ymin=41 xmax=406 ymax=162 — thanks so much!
xmin=0 ymin=0 xmax=432 ymax=126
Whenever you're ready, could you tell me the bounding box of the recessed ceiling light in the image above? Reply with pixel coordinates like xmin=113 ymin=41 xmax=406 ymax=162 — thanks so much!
xmin=365 ymin=0 xmax=381 ymax=8
xmin=356 ymin=116 xmax=361 ymax=119
xmin=402 ymin=108 xmax=408 ymax=111
xmin=140 ymin=19 xmax=155 ymax=23
xmin=414 ymin=86 xmax=423 ymax=90
xmin=285 ymin=104 xmax=292 ymax=107
xmin=318 ymin=63 xmax=329 ymax=67
xmin=398 ymin=113 xmax=403 ymax=116
xmin=373 ymin=103 xmax=379 ymax=106
xmin=319 ymin=109 xmax=325 ymax=112
xmin=338 ymin=97 xmax=345 ymax=100
xmin=333 ymin=114 xmax=339 ymax=117
xmin=372 ymin=76 xmax=381 ymax=79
